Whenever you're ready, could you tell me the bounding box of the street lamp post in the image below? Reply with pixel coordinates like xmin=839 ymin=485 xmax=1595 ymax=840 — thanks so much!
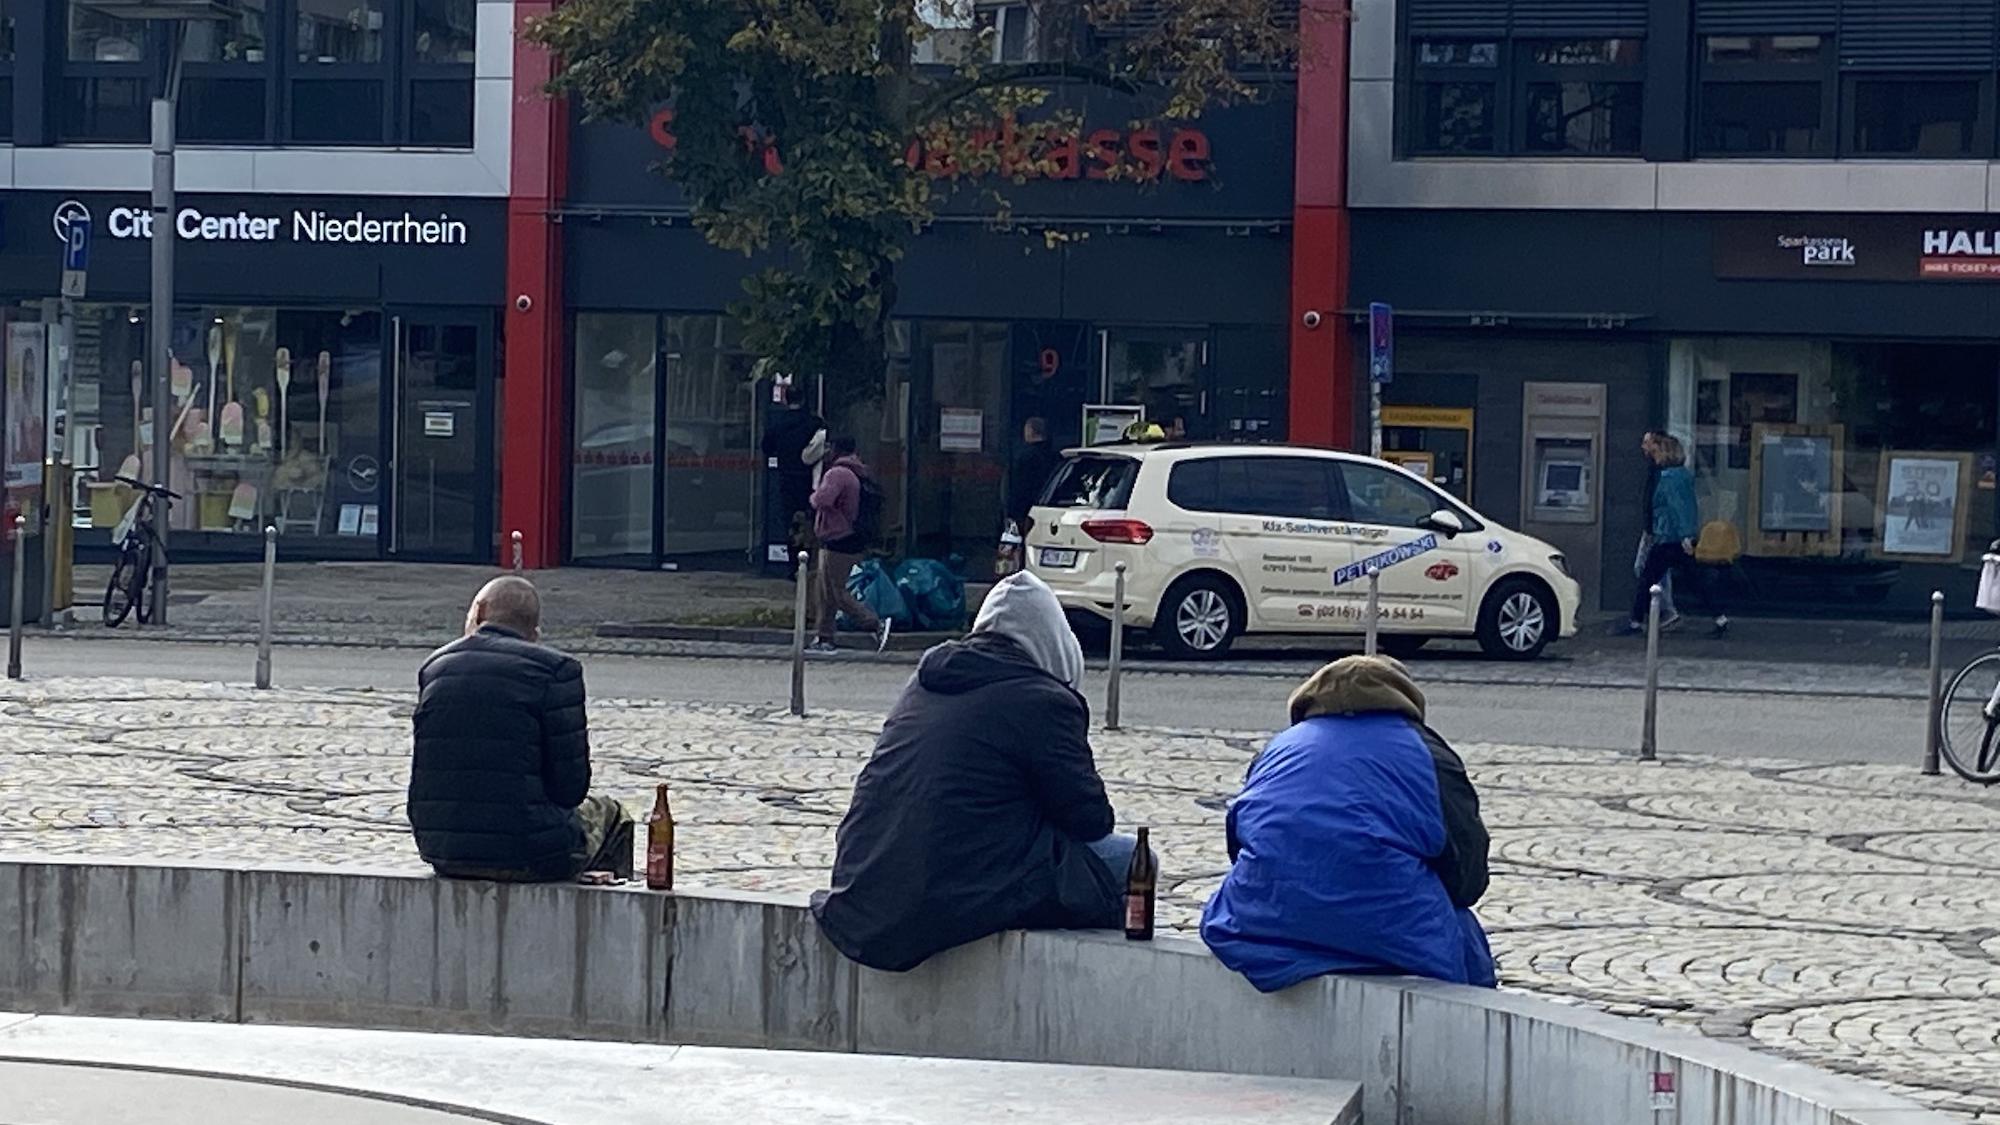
xmin=82 ymin=1 xmax=225 ymax=626
xmin=148 ymin=83 xmax=176 ymax=622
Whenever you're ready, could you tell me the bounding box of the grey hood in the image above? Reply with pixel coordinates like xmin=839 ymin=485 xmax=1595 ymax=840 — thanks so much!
xmin=970 ymin=572 xmax=1085 ymax=691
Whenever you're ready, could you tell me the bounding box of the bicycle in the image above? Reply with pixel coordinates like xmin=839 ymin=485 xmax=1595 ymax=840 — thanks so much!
xmin=103 ymin=475 xmax=179 ymax=628
xmin=1939 ymin=544 xmax=2000 ymax=784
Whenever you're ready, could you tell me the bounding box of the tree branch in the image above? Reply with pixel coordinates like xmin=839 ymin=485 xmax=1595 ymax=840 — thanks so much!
xmin=914 ymin=61 xmax=1141 ymax=123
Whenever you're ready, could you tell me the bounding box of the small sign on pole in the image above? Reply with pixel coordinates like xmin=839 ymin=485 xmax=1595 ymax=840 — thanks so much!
xmin=1367 ymin=302 xmax=1394 ymax=385
xmin=60 ymin=216 xmax=90 ymax=299
xmin=1368 ymin=302 xmax=1392 ymax=459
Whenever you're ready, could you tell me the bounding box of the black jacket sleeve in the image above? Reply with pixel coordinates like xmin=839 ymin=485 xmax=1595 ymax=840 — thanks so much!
xmin=1419 ymin=725 xmax=1489 ymax=909
xmin=1007 ymin=449 xmax=1038 ymax=525
xmin=538 ymin=657 xmax=592 ymax=810
xmin=1024 ymin=691 xmax=1116 ymax=842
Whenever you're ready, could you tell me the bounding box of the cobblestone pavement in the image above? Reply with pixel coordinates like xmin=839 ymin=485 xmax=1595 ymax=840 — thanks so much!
xmin=1 ymin=677 xmax=1997 ymax=1118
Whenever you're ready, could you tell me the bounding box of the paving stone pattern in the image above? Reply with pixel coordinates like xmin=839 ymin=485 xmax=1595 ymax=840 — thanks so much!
xmin=0 ymin=678 xmax=1996 ymax=1119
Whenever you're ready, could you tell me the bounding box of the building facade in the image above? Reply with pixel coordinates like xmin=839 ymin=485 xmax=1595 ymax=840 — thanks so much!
xmin=1345 ymin=0 xmax=2000 ymax=617
xmin=1 ymin=0 xmax=513 ymax=569
xmin=553 ymin=93 xmax=1298 ymax=572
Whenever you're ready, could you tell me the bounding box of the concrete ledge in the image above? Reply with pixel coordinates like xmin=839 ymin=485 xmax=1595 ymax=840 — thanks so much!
xmin=0 ymin=856 xmax=1955 ymax=1125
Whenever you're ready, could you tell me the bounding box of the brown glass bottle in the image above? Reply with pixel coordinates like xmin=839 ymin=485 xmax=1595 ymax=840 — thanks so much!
xmin=1123 ymin=827 xmax=1155 ymax=941
xmin=646 ymin=783 xmax=676 ymax=891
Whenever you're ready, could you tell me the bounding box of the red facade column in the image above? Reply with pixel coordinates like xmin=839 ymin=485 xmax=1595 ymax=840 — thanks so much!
xmin=1288 ymin=0 xmax=1354 ymax=450
xmin=500 ymin=0 xmax=569 ymax=568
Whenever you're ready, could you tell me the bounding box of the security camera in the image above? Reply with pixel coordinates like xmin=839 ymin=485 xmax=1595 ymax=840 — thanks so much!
xmin=1301 ymin=309 xmax=1323 ymax=329
xmin=515 ymin=294 xmax=534 ymax=313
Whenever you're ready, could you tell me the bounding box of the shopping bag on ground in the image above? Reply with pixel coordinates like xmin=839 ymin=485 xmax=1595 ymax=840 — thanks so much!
xmin=842 ymin=558 xmax=914 ymax=631
xmin=893 ymin=558 xmax=969 ymax=632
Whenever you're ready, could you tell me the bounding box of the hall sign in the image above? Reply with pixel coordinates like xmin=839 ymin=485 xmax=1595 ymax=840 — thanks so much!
xmin=1715 ymin=215 xmax=2000 ymax=282
xmin=53 ymin=199 xmax=472 ymax=247
xmin=647 ymin=108 xmax=1213 ymax=183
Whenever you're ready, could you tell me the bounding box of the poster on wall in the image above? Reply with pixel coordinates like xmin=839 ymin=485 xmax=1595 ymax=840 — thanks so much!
xmin=1875 ymin=452 xmax=1972 ymax=563
xmin=5 ymin=323 xmax=47 ymax=489
xmin=1747 ymin=424 xmax=1844 ymax=558
xmin=938 ymin=407 xmax=983 ymax=453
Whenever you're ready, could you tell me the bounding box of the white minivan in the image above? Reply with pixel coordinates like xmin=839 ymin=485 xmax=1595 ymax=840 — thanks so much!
xmin=1025 ymin=443 xmax=1583 ymax=660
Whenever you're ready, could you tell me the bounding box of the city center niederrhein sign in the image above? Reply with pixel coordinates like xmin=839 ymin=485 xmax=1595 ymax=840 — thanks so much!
xmin=56 ymin=199 xmax=471 ymax=246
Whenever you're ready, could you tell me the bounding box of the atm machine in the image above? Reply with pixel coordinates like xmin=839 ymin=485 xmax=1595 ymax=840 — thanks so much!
xmin=1520 ymin=382 xmax=1607 ymax=596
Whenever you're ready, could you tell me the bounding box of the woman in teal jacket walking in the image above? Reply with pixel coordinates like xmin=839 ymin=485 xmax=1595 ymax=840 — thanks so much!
xmin=1626 ymin=436 xmax=1729 ymax=639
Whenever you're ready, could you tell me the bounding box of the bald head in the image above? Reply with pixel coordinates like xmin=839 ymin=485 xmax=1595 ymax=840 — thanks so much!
xmin=466 ymin=576 xmax=542 ymax=640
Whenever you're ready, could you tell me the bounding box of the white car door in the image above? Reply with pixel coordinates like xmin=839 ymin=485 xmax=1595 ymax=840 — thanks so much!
xmin=1330 ymin=460 xmax=1475 ymax=631
xmin=1205 ymin=456 xmax=1355 ymax=630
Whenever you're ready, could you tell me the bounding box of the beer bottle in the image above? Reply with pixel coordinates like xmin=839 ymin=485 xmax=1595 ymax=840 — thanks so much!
xmin=1123 ymin=827 xmax=1155 ymax=941
xmin=645 ymin=783 xmax=675 ymax=892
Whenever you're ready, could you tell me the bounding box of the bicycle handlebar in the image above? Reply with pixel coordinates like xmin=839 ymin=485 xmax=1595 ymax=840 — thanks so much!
xmin=113 ymin=475 xmax=181 ymax=501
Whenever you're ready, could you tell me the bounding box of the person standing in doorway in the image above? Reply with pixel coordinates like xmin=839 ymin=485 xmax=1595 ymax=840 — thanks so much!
xmin=1625 ymin=435 xmax=1728 ymax=639
xmin=1007 ymin=417 xmax=1062 ymax=534
xmin=761 ymin=391 xmax=825 ymax=557
xmin=1636 ymin=431 xmax=1678 ymax=629
xmin=809 ymin=436 xmax=892 ymax=654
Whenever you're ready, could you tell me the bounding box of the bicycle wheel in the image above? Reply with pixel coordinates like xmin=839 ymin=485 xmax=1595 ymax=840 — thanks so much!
xmin=102 ymin=545 xmax=144 ymax=628
xmin=1938 ymin=651 xmax=2000 ymax=785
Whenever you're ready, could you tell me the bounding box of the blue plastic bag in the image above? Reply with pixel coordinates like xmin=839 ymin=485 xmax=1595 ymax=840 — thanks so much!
xmin=842 ymin=559 xmax=914 ymax=631
xmin=893 ymin=558 xmax=968 ymax=632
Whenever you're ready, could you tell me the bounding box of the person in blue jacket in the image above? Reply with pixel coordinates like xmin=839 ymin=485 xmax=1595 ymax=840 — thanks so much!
xmin=1201 ymin=655 xmax=1496 ymax=992
xmin=1625 ymin=434 xmax=1729 ymax=639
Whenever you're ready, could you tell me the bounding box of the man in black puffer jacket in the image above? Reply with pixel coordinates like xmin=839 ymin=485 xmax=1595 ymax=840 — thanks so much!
xmin=813 ymin=572 xmax=1140 ymax=972
xmin=408 ymin=576 xmax=633 ymax=882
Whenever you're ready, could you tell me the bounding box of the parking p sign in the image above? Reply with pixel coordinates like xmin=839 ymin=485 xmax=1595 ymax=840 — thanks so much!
xmin=60 ymin=216 xmax=90 ymax=299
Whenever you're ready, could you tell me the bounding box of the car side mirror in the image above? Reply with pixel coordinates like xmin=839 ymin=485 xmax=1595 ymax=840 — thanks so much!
xmin=1419 ymin=509 xmax=1465 ymax=538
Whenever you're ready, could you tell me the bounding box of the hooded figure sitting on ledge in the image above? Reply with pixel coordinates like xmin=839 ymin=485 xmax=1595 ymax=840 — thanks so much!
xmin=1201 ymin=654 xmax=1495 ymax=991
xmin=813 ymin=572 xmax=1143 ymax=972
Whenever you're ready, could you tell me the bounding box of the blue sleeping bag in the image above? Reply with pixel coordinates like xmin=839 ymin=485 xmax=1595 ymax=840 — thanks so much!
xmin=1199 ymin=712 xmax=1496 ymax=991
xmin=842 ymin=559 xmax=915 ymax=631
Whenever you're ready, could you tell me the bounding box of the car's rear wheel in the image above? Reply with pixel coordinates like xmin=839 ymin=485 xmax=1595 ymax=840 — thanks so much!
xmin=1477 ymin=579 xmax=1555 ymax=660
xmin=1153 ymin=574 xmax=1240 ymax=660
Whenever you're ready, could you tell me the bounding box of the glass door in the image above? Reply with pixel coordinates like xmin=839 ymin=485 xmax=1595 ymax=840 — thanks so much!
xmin=1100 ymin=327 xmax=1214 ymax=440
xmin=388 ymin=310 xmax=493 ymax=560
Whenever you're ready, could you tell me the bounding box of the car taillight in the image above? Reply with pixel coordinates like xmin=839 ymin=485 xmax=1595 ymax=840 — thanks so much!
xmin=1081 ymin=518 xmax=1154 ymax=545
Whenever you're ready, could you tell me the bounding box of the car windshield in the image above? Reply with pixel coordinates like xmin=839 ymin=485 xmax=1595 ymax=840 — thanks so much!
xmin=1039 ymin=454 xmax=1140 ymax=510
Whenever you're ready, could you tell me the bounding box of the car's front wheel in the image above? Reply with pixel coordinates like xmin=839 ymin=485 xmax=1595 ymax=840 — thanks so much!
xmin=1152 ymin=574 xmax=1240 ymax=660
xmin=1476 ymin=579 xmax=1556 ymax=660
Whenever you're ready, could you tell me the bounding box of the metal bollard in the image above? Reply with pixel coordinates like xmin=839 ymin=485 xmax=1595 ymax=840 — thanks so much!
xmin=6 ymin=515 xmax=22 ymax=681
xmin=1107 ymin=562 xmax=1126 ymax=731
xmin=255 ymin=526 xmax=277 ymax=690
xmin=789 ymin=550 xmax=809 ymax=717
xmin=1639 ymin=583 xmax=1663 ymax=762
xmin=1923 ymin=589 xmax=1944 ymax=776
xmin=1363 ymin=567 xmax=1381 ymax=656
xmin=511 ymin=530 xmax=524 ymax=573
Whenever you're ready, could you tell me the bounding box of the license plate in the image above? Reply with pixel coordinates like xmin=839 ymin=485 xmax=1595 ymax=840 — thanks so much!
xmin=1039 ymin=548 xmax=1078 ymax=568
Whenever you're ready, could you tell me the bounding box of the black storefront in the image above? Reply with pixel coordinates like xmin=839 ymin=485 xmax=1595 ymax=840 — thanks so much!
xmin=1352 ymin=207 xmax=2000 ymax=619
xmin=0 ymin=190 xmax=506 ymax=567
xmin=560 ymin=86 xmax=1297 ymax=572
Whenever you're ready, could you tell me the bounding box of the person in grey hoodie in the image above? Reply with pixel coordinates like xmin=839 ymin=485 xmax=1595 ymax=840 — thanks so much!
xmin=811 ymin=572 xmax=1142 ymax=972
